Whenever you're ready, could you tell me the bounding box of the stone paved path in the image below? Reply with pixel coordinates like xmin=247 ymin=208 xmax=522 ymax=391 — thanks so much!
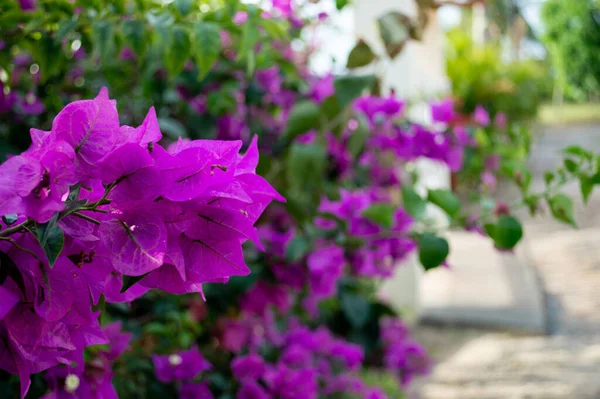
xmin=412 ymin=123 xmax=600 ymax=399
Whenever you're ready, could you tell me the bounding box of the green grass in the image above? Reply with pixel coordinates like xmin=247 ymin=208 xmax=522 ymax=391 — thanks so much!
xmin=538 ymin=103 xmax=600 ymax=125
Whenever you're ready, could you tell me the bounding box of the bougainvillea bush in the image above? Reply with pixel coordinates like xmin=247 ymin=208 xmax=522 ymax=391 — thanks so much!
xmin=1 ymin=0 xmax=597 ymax=398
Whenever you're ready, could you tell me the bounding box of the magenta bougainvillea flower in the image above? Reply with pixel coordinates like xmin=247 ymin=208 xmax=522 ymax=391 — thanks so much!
xmin=0 ymin=88 xmax=281 ymax=397
xmin=473 ymin=105 xmax=491 ymax=127
xmin=430 ymin=98 xmax=455 ymax=124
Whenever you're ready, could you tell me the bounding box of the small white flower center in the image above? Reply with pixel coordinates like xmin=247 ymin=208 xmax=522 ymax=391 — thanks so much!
xmin=64 ymin=374 xmax=80 ymax=394
xmin=169 ymin=354 xmax=183 ymax=366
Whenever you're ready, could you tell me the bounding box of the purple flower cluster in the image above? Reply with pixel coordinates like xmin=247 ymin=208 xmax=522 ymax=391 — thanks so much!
xmin=229 ymin=319 xmax=385 ymax=399
xmin=380 ymin=317 xmax=431 ymax=387
xmin=153 ymin=346 xmax=214 ymax=398
xmin=41 ymin=322 xmax=131 ymax=398
xmin=318 ymin=190 xmax=416 ymax=279
xmin=0 ymin=89 xmax=281 ymax=397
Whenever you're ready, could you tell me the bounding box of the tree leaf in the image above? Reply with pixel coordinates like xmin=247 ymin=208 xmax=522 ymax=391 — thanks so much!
xmin=377 ymin=11 xmax=412 ymax=59
xmin=418 ymin=234 xmax=449 ymax=270
xmin=35 ymin=215 xmax=65 ymax=268
xmin=283 ymin=101 xmax=321 ymax=139
xmin=428 ymin=189 xmax=461 ymax=218
xmin=92 ymin=20 xmax=115 ymax=64
xmin=493 ymin=215 xmax=523 ymax=249
xmin=174 ymin=0 xmax=193 ymax=16
xmin=402 ymin=186 xmax=427 ymax=220
xmin=361 ymin=203 xmax=395 ymax=228
xmin=166 ymin=25 xmax=191 ymax=77
xmin=347 ymin=39 xmax=376 ymax=69
xmin=340 ymin=292 xmax=370 ymax=328
xmin=285 ymin=234 xmax=312 ymax=262
xmin=347 ymin=114 xmax=369 ymax=157
xmin=563 ymin=158 xmax=578 ymax=174
xmin=548 ymin=193 xmax=577 ymax=227
xmin=334 ymin=75 xmax=376 ymax=109
xmin=193 ymin=21 xmax=221 ymax=79
xmin=286 ymin=143 xmax=327 ymax=213
xmin=122 ymin=19 xmax=147 ymax=59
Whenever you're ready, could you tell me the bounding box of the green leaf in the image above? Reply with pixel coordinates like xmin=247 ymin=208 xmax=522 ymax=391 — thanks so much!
xmin=493 ymin=215 xmax=523 ymax=249
xmin=165 ymin=26 xmax=191 ymax=77
xmin=418 ymin=234 xmax=449 ymax=270
xmin=238 ymin=14 xmax=259 ymax=73
xmin=361 ymin=203 xmax=396 ymax=228
xmin=579 ymin=172 xmax=600 ymax=204
xmin=92 ymin=20 xmax=115 ymax=64
xmin=336 ymin=0 xmax=350 ymax=10
xmin=286 ymin=143 xmax=327 ymax=212
xmin=2 ymin=214 xmax=18 ymax=226
xmin=33 ymin=36 xmax=63 ymax=82
xmin=174 ymin=0 xmax=193 ymax=16
xmin=580 ymin=176 xmax=593 ymax=204
xmin=346 ymin=115 xmax=369 ymax=157
xmin=192 ymin=21 xmax=221 ymax=79
xmin=428 ymin=189 xmax=461 ymax=218
xmin=347 ymin=39 xmax=376 ymax=69
xmin=121 ymin=272 xmax=150 ymax=293
xmin=285 ymin=234 xmax=312 ymax=262
xmin=283 ymin=101 xmax=321 ymax=139
xmin=334 ymin=75 xmax=376 ymax=109
xmin=340 ymin=292 xmax=370 ymax=328
xmin=56 ymin=18 xmax=78 ymax=41
xmin=548 ymin=193 xmax=577 ymax=227
xmin=35 ymin=215 xmax=64 ymax=268
xmin=122 ymin=19 xmax=147 ymax=58
xmin=563 ymin=145 xmax=592 ymax=159
xmin=377 ymin=11 xmax=412 ymax=59
xmin=158 ymin=117 xmax=187 ymax=138
xmin=402 ymin=186 xmax=427 ymax=220
xmin=563 ymin=158 xmax=578 ymax=174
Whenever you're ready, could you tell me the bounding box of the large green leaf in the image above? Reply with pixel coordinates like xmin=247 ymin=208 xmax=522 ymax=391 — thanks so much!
xmin=193 ymin=21 xmax=221 ymax=79
xmin=347 ymin=39 xmax=376 ymax=69
xmin=402 ymin=186 xmax=427 ymax=220
xmin=428 ymin=189 xmax=461 ymax=218
xmin=548 ymin=193 xmax=577 ymax=227
xmin=377 ymin=11 xmax=412 ymax=59
xmin=418 ymin=234 xmax=449 ymax=270
xmin=492 ymin=215 xmax=523 ymax=249
xmin=165 ymin=26 xmax=191 ymax=77
xmin=283 ymin=101 xmax=321 ymax=139
xmin=334 ymin=75 xmax=376 ymax=109
xmin=35 ymin=215 xmax=65 ymax=268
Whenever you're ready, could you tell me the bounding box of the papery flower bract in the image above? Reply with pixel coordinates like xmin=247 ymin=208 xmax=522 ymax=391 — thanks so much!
xmin=232 ymin=353 xmax=266 ymax=380
xmin=473 ymin=105 xmax=490 ymax=127
xmin=430 ymin=98 xmax=455 ymax=124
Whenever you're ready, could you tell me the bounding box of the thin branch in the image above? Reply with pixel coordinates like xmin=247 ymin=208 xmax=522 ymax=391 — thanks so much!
xmin=71 ymin=212 xmax=101 ymax=225
xmin=0 ymin=219 xmax=33 ymax=238
xmin=0 ymin=237 xmax=43 ymax=263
